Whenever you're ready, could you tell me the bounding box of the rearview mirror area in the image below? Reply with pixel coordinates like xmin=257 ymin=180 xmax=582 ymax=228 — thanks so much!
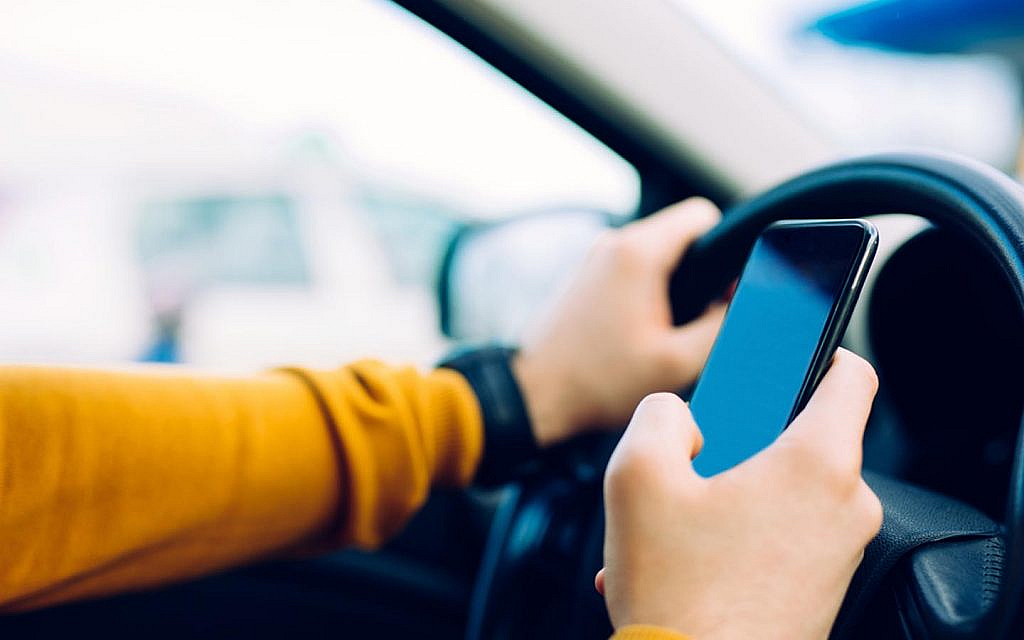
xmin=439 ymin=209 xmax=615 ymax=343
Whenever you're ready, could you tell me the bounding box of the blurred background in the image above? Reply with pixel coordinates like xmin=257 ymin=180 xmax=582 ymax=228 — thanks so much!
xmin=0 ymin=0 xmax=1020 ymax=370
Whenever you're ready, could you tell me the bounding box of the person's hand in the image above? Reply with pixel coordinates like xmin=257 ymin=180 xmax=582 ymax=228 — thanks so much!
xmin=598 ymin=349 xmax=883 ymax=640
xmin=513 ymin=198 xmax=726 ymax=447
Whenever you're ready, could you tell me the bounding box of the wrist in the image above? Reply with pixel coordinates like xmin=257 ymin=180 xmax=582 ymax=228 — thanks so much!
xmin=439 ymin=346 xmax=541 ymax=486
xmin=512 ymin=351 xmax=576 ymax=447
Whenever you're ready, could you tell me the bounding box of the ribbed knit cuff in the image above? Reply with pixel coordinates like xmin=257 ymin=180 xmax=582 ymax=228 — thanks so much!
xmin=611 ymin=625 xmax=692 ymax=640
xmin=428 ymin=366 xmax=485 ymax=487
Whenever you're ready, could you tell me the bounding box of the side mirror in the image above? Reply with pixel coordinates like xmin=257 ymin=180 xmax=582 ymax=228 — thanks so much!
xmin=439 ymin=209 xmax=615 ymax=343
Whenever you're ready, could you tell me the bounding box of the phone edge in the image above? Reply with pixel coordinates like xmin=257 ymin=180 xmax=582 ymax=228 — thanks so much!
xmin=787 ymin=220 xmax=880 ymax=424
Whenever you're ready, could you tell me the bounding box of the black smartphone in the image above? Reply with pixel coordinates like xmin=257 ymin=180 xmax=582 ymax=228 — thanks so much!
xmin=690 ymin=219 xmax=878 ymax=477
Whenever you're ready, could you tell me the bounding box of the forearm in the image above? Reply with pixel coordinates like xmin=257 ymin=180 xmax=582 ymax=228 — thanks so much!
xmin=0 ymin=361 xmax=482 ymax=612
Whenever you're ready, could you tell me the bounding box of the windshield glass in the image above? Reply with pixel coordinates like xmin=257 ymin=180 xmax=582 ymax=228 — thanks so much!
xmin=676 ymin=0 xmax=1023 ymax=175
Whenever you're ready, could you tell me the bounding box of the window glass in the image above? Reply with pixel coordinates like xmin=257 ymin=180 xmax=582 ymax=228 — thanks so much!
xmin=675 ymin=0 xmax=1022 ymax=173
xmin=0 ymin=0 xmax=639 ymax=369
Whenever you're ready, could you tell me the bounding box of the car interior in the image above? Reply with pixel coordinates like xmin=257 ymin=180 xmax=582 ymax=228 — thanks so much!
xmin=1 ymin=0 xmax=1023 ymax=638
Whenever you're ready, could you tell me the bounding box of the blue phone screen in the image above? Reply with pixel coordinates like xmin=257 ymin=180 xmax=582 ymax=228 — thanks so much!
xmin=690 ymin=223 xmax=865 ymax=477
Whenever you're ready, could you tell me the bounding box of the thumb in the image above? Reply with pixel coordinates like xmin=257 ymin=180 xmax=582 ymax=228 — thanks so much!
xmin=777 ymin=349 xmax=878 ymax=471
xmin=661 ymin=302 xmax=727 ymax=383
xmin=619 ymin=392 xmax=705 ymax=469
xmin=628 ymin=197 xmax=721 ymax=271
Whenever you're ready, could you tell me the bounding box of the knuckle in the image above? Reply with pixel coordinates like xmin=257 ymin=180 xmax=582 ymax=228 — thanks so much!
xmin=777 ymin=435 xmax=820 ymax=471
xmin=774 ymin=437 xmax=817 ymax=476
xmin=605 ymin=441 xmax=667 ymax=495
xmin=821 ymin=454 xmax=862 ymax=494
xmin=603 ymin=455 xmax=630 ymax=498
xmin=606 ymin=444 xmax=647 ymax=489
xmin=857 ymin=485 xmax=885 ymax=538
xmin=780 ymin=437 xmax=860 ymax=493
xmin=599 ymin=229 xmax=647 ymax=269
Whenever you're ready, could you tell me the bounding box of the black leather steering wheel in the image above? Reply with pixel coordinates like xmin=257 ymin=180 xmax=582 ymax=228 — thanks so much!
xmin=465 ymin=151 xmax=1024 ymax=640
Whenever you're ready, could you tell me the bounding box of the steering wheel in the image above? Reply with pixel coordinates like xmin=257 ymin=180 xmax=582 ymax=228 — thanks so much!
xmin=464 ymin=151 xmax=1024 ymax=640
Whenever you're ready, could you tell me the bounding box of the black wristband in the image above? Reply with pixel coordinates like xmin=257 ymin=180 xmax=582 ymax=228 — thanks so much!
xmin=438 ymin=346 xmax=541 ymax=486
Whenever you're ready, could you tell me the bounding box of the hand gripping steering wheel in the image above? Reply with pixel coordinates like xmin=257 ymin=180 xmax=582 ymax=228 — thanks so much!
xmin=465 ymin=151 xmax=1024 ymax=640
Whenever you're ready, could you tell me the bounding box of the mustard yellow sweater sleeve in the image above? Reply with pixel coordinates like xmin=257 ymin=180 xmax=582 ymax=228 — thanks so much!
xmin=612 ymin=626 xmax=692 ymax=640
xmin=0 ymin=360 xmax=482 ymax=612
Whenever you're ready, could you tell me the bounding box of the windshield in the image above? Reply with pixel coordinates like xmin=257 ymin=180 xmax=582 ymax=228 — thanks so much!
xmin=676 ymin=0 xmax=1023 ymax=175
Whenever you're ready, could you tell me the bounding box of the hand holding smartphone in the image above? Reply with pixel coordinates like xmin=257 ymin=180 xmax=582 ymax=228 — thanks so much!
xmin=690 ymin=219 xmax=878 ymax=477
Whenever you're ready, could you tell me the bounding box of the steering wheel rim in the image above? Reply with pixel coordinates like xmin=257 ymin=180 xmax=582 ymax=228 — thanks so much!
xmin=672 ymin=150 xmax=1024 ymax=638
xmin=468 ymin=151 xmax=1024 ymax=639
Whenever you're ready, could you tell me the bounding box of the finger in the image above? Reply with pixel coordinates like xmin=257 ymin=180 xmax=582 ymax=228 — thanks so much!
xmin=627 ymin=197 xmax=721 ymax=271
xmin=662 ymin=302 xmax=727 ymax=383
xmin=594 ymin=568 xmax=606 ymax=596
xmin=623 ymin=392 xmax=705 ymax=467
xmin=779 ymin=348 xmax=879 ymax=461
